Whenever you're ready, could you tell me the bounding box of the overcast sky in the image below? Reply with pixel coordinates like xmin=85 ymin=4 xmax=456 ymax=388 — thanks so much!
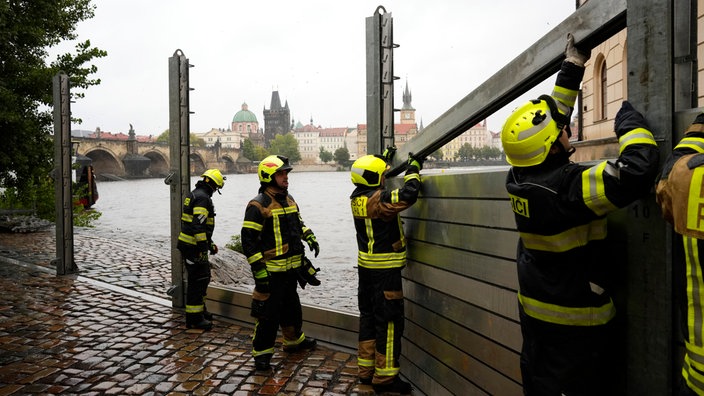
xmin=55 ymin=0 xmax=576 ymax=137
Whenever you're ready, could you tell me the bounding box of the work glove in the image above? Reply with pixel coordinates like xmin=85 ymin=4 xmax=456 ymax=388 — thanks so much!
xmin=382 ymin=146 xmax=397 ymax=163
xmin=614 ymin=101 xmax=650 ymax=138
xmin=406 ymin=153 xmax=423 ymax=174
xmin=305 ymin=233 xmax=320 ymax=257
xmin=251 ymin=261 xmax=270 ymax=293
xmin=196 ymin=250 xmax=209 ymax=264
xmin=250 ymin=289 xmax=270 ymax=319
xmin=297 ymin=256 xmax=321 ymax=289
xmin=209 ymin=243 xmax=218 ymax=255
xmin=564 ymin=33 xmax=590 ymax=67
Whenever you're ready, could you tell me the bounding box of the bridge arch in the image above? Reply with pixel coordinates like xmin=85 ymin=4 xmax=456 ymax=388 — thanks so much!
xmin=143 ymin=150 xmax=169 ymax=177
xmin=84 ymin=147 xmax=124 ymax=179
xmin=189 ymin=153 xmax=206 ymax=175
xmin=221 ymin=155 xmax=237 ymax=174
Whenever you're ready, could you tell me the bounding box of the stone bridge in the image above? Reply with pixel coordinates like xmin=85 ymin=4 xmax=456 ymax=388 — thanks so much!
xmin=74 ymin=137 xmax=247 ymax=179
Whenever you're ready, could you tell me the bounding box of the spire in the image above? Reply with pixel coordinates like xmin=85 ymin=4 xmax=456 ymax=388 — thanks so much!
xmin=402 ymin=79 xmax=414 ymax=110
xmin=269 ymin=91 xmax=282 ymax=110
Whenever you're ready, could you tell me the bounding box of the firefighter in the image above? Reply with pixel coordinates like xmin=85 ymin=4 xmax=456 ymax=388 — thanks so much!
xmin=350 ymin=152 xmax=422 ymax=395
xmin=500 ymin=33 xmax=660 ymax=395
xmin=656 ymin=113 xmax=704 ymax=396
xmin=176 ymin=168 xmax=225 ymax=331
xmin=241 ymin=155 xmax=318 ymax=371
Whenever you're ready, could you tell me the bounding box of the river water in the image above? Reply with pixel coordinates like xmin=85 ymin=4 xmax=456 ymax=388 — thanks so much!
xmin=92 ymin=171 xmax=360 ymax=311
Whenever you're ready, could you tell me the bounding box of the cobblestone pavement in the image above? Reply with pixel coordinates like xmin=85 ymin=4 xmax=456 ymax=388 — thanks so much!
xmin=0 ymin=230 xmax=374 ymax=395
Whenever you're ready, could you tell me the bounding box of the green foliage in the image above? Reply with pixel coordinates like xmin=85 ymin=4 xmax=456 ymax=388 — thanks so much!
xmin=242 ymin=138 xmax=266 ymax=161
xmin=0 ymin=0 xmax=106 ymax=217
xmin=268 ymin=133 xmax=301 ymax=162
xmin=319 ymin=147 xmax=333 ymax=164
xmin=226 ymin=234 xmax=244 ymax=254
xmin=155 ymin=130 xmax=205 ymax=147
xmin=334 ymin=146 xmax=350 ymax=167
xmin=430 ymin=148 xmax=444 ymax=161
xmin=73 ymin=204 xmax=102 ymax=227
xmin=455 ymin=144 xmax=503 ymax=161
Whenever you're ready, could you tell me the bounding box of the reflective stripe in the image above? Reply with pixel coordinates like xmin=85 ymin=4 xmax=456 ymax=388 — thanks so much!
xmin=618 ymin=127 xmax=657 ymax=154
xmin=375 ymin=321 xmax=400 ymax=377
xmin=675 ymin=137 xmax=704 ymax=153
xmin=242 ymin=220 xmax=263 ymax=231
xmin=404 ymin=173 xmax=420 ymax=183
xmin=358 ymin=358 xmax=374 ymax=368
xmin=582 ymin=162 xmax=618 ymax=216
xmin=391 ymin=189 xmax=399 ymax=203
xmin=185 ymin=304 xmax=204 ymax=313
xmin=178 ymin=233 xmax=197 ymax=245
xmin=552 ymin=86 xmax=578 ymax=108
xmin=247 ymin=252 xmax=263 ymax=264
xmin=357 ymin=251 xmax=406 ymax=269
xmin=181 ymin=213 xmax=193 ymax=222
xmin=266 ymin=255 xmax=303 ymax=272
xmin=365 ymin=218 xmax=374 ymax=253
xmin=270 ymin=205 xmax=297 ymax=257
xmin=686 ymin=341 xmax=704 ymax=371
xmin=518 ymin=292 xmax=616 ymax=326
xmin=283 ymin=332 xmax=305 ymax=347
xmin=687 ymin=169 xmax=704 ymax=234
xmin=683 ymin=354 xmax=704 ymax=395
xmin=194 ymin=232 xmax=207 ymax=242
xmin=685 ymin=237 xmax=704 ymax=350
xmin=193 ymin=206 xmax=208 ymax=216
xmin=252 ymin=347 xmax=275 ymax=357
xmin=519 ymin=219 xmax=607 ymax=252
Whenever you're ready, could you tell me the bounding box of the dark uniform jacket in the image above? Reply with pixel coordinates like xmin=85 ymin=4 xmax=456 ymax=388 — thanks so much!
xmin=177 ymin=180 xmax=215 ymax=258
xmin=350 ymin=169 xmax=421 ymax=269
xmin=241 ymin=186 xmax=312 ymax=273
xmin=506 ymin=61 xmax=660 ymax=326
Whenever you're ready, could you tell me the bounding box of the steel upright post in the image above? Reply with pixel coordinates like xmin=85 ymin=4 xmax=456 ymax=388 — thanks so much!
xmin=167 ymin=50 xmax=192 ymax=308
xmin=52 ymin=72 xmax=78 ymax=276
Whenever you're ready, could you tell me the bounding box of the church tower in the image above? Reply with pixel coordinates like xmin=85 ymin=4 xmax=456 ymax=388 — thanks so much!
xmin=263 ymin=90 xmax=291 ymax=146
xmin=400 ymin=80 xmax=416 ymax=125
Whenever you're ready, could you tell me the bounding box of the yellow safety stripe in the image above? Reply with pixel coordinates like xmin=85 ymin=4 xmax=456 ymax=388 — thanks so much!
xmin=185 ymin=304 xmax=204 ymax=313
xmin=552 ymin=85 xmax=578 ymax=108
xmin=206 ymin=218 xmax=214 ymax=226
xmin=404 ymin=173 xmax=420 ymax=183
xmin=358 ymin=358 xmax=374 ymax=368
xmin=391 ymin=189 xmax=399 ymax=203
xmin=266 ymin=255 xmax=303 ymax=272
xmin=686 ymin=341 xmax=704 ymax=372
xmin=685 ymin=237 xmax=704 ymax=352
xmin=357 ymin=251 xmax=406 ymax=269
xmin=518 ymin=292 xmax=615 ymax=326
xmin=582 ymin=161 xmax=618 ymax=216
xmin=376 ymin=321 xmax=400 ymax=377
xmin=688 ymin=169 xmax=704 ymax=234
xmin=270 ymin=206 xmax=297 ymax=257
xmin=283 ymin=332 xmax=305 ymax=346
xmin=252 ymin=267 xmax=268 ymax=279
xmin=676 ymin=137 xmax=704 ymax=153
xmin=365 ymin=218 xmax=375 ymax=253
xmin=247 ymin=252 xmax=263 ymax=264
xmin=193 ymin=206 xmax=208 ymax=216
xmin=396 ymin=216 xmax=406 ymax=248
xmin=252 ymin=347 xmax=275 ymax=357
xmin=242 ymin=220 xmax=263 ymax=231
xmin=178 ymin=233 xmax=196 ymax=245
xmin=181 ymin=213 xmax=193 ymax=222
xmin=618 ymin=127 xmax=657 ymax=155
xmin=683 ymin=354 xmax=704 ymax=395
xmin=519 ymin=219 xmax=607 ymax=252
xmin=194 ymin=232 xmax=207 ymax=242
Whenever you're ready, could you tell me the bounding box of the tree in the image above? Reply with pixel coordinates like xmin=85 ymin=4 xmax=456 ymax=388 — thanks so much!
xmin=319 ymin=147 xmax=333 ymax=164
xmin=430 ymin=148 xmax=444 ymax=161
xmin=455 ymin=143 xmax=476 ymax=161
xmin=268 ymin=133 xmax=301 ymax=162
xmin=0 ymin=0 xmax=106 ymax=219
xmin=155 ymin=130 xmax=205 ymax=147
xmin=334 ymin=146 xmax=350 ymax=167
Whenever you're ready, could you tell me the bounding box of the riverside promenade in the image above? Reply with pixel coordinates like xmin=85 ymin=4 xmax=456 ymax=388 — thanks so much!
xmin=0 ymin=228 xmax=373 ymax=395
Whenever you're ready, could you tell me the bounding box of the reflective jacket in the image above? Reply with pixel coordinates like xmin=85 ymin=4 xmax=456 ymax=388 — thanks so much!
xmin=241 ymin=186 xmax=312 ymax=273
xmin=177 ymin=180 xmax=215 ymax=257
xmin=506 ymin=62 xmax=660 ymax=327
xmin=350 ymin=170 xmax=421 ymax=269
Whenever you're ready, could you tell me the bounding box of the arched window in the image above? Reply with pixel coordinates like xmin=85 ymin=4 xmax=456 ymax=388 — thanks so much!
xmin=598 ymin=58 xmax=608 ymax=120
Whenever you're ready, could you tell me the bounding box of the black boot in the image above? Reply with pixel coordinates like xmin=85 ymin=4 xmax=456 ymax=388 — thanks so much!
xmin=283 ymin=336 xmax=317 ymax=352
xmin=254 ymin=354 xmax=272 ymax=371
xmin=373 ymin=377 xmax=412 ymax=395
xmin=186 ymin=313 xmax=212 ymax=330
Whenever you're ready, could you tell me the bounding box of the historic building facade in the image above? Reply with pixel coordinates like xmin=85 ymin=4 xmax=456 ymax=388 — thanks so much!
xmin=263 ymin=90 xmax=291 ymax=146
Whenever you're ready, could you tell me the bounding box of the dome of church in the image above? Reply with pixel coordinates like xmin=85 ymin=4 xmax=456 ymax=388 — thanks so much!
xmin=232 ymin=103 xmax=258 ymax=123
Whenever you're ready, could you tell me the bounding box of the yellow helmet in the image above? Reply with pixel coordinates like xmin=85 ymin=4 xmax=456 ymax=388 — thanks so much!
xmin=351 ymin=155 xmax=389 ymax=187
xmin=201 ymin=169 xmax=225 ymax=189
xmin=501 ymin=95 xmax=569 ymax=167
xmin=258 ymin=155 xmax=293 ymax=183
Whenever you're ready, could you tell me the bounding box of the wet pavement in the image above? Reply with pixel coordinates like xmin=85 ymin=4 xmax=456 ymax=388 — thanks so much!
xmin=0 ymin=229 xmax=374 ymax=395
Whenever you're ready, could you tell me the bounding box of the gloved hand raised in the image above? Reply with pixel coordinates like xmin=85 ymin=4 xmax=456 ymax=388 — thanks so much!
xmin=406 ymin=153 xmax=423 ymax=173
xmin=614 ymin=101 xmax=650 ymax=138
xmin=564 ymin=33 xmax=590 ymax=67
xmin=305 ymin=233 xmax=320 ymax=257
xmin=382 ymin=146 xmax=397 ymax=163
